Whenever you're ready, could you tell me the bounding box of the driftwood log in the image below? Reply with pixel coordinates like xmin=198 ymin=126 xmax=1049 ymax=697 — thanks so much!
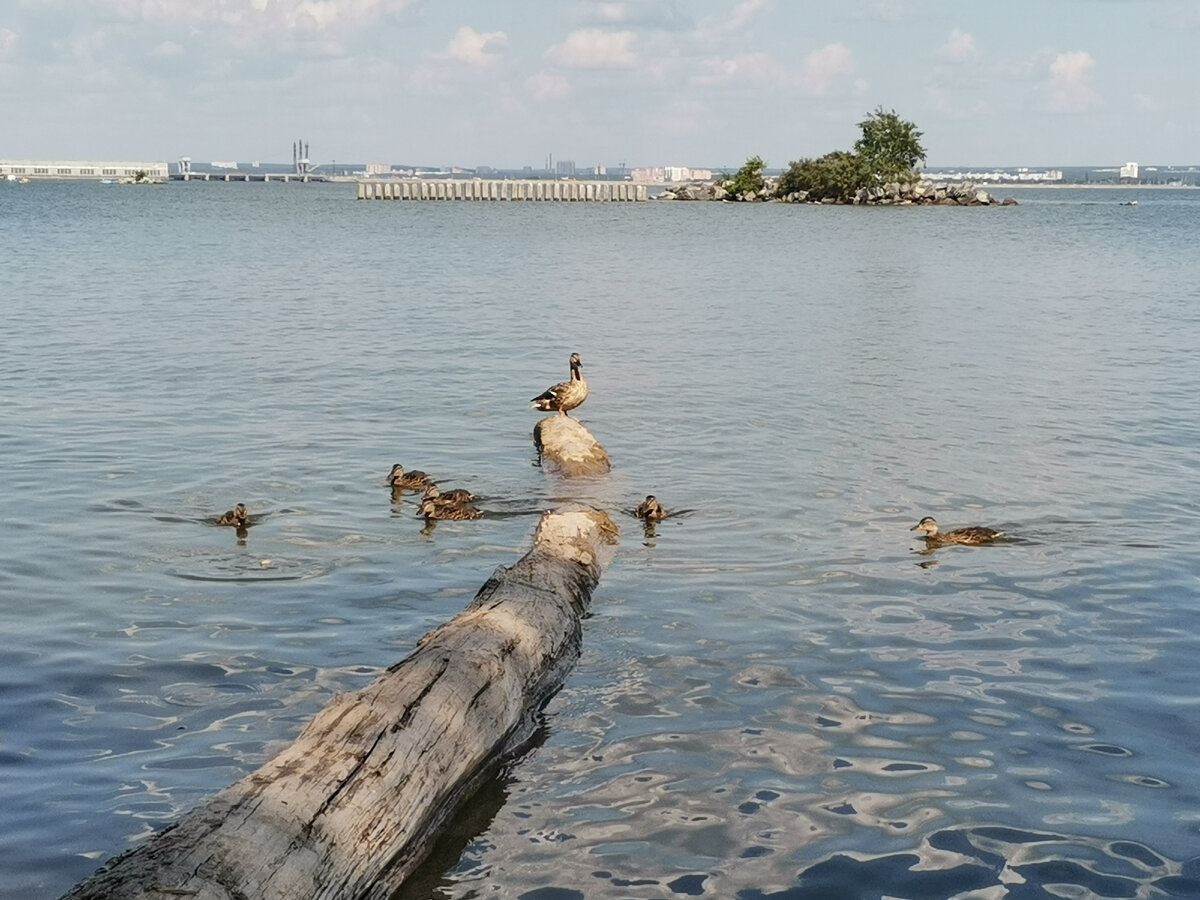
xmin=64 ymin=506 xmax=619 ymax=900
xmin=533 ymin=415 xmax=611 ymax=476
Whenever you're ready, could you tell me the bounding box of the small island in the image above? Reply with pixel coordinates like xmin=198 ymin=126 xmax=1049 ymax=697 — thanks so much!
xmin=657 ymin=108 xmax=1016 ymax=207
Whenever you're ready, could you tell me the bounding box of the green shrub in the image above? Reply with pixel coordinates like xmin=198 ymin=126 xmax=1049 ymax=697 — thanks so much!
xmin=723 ymin=155 xmax=766 ymax=197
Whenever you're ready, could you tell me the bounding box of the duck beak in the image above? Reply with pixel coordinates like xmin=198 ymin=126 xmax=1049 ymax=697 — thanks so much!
xmin=909 ymin=524 xmax=920 ymax=531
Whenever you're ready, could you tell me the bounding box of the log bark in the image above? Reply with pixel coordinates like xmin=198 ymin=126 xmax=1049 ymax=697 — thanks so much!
xmin=533 ymin=415 xmax=611 ymax=476
xmin=63 ymin=506 xmax=619 ymax=900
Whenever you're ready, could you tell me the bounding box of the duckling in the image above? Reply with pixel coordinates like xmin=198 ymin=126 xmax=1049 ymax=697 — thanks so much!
xmin=422 ymin=484 xmax=476 ymax=506
xmin=217 ymin=503 xmax=248 ymax=528
xmin=530 ymin=352 xmax=588 ymax=417
xmin=635 ymin=495 xmax=667 ymax=521
xmin=419 ymin=498 xmax=482 ymax=520
xmin=910 ymin=516 xmax=1004 ymax=545
xmin=388 ymin=464 xmax=431 ymax=489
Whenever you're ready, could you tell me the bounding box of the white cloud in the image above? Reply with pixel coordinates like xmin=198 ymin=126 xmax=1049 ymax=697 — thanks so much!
xmin=102 ymin=0 xmax=416 ymax=35
xmin=151 ymin=40 xmax=184 ymax=58
xmin=0 ymin=28 xmax=17 ymax=58
xmin=591 ymin=3 xmax=627 ymax=23
xmin=442 ymin=26 xmax=507 ymax=68
xmin=526 ymin=70 xmax=570 ymax=101
xmin=727 ymin=0 xmax=771 ymax=32
xmin=1048 ymin=50 xmax=1098 ymax=111
xmin=940 ymin=28 xmax=976 ymax=62
xmin=695 ymin=51 xmax=779 ymax=86
xmin=546 ymin=29 xmax=637 ymax=68
xmin=800 ymin=43 xmax=856 ymax=96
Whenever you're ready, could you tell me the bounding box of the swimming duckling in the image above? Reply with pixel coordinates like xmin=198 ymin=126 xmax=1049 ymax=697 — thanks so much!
xmin=910 ymin=516 xmax=1004 ymax=545
xmin=418 ymin=498 xmax=482 ymax=520
xmin=422 ymin=484 xmax=476 ymax=505
xmin=530 ymin=352 xmax=588 ymax=417
xmin=217 ymin=503 xmax=248 ymax=528
xmin=388 ymin=464 xmax=431 ymax=489
xmin=635 ymin=495 xmax=667 ymax=521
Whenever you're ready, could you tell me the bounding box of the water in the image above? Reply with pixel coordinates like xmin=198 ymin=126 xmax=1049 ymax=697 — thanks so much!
xmin=2 ymin=181 xmax=1199 ymax=899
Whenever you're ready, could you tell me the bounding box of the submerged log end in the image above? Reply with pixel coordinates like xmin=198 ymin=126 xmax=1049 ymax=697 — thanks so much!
xmin=533 ymin=415 xmax=611 ymax=476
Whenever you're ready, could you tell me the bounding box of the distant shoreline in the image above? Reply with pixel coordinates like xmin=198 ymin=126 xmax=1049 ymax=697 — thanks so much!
xmin=976 ymin=182 xmax=1197 ymax=189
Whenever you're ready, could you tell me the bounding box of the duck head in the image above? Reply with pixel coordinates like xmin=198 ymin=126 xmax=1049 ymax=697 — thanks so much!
xmin=910 ymin=516 xmax=939 ymax=536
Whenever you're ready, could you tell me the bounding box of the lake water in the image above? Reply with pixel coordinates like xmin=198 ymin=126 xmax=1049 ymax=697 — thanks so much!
xmin=2 ymin=181 xmax=1199 ymax=899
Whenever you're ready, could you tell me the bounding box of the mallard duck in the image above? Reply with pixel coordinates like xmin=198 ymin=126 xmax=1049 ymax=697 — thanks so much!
xmin=530 ymin=352 xmax=588 ymax=417
xmin=422 ymin=484 xmax=476 ymax=505
xmin=217 ymin=503 xmax=248 ymax=527
xmin=418 ymin=498 xmax=482 ymax=520
xmin=388 ymin=464 xmax=431 ymax=489
xmin=910 ymin=516 xmax=1004 ymax=545
xmin=635 ymin=495 xmax=667 ymax=520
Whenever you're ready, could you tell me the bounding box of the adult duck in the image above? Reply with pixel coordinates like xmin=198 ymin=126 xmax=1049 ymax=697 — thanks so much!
xmin=635 ymin=495 xmax=667 ymax=521
xmin=217 ymin=503 xmax=248 ymax=528
xmin=531 ymin=352 xmax=588 ymax=417
xmin=419 ymin=498 xmax=482 ymax=520
xmin=422 ymin=484 xmax=476 ymax=505
xmin=388 ymin=464 xmax=431 ymax=489
xmin=910 ymin=516 xmax=1004 ymax=545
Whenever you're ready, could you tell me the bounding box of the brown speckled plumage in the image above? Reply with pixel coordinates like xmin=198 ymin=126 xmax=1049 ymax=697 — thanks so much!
xmin=531 ymin=352 xmax=588 ymax=417
xmin=911 ymin=516 xmax=1004 ymax=545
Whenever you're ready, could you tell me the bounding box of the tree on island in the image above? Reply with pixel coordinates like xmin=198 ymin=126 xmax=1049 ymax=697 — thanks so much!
xmin=723 ymin=155 xmax=767 ymax=197
xmin=776 ymin=107 xmax=927 ymax=202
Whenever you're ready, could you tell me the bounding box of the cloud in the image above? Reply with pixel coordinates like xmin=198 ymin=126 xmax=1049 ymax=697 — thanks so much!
xmin=1047 ymin=50 xmax=1098 ymax=111
xmin=442 ymin=26 xmax=507 ymax=68
xmin=0 ymin=28 xmax=16 ymax=58
xmin=727 ymin=0 xmax=771 ymax=32
xmin=800 ymin=43 xmax=857 ymax=95
xmin=101 ymin=0 xmax=417 ymax=35
xmin=940 ymin=28 xmax=976 ymax=62
xmin=526 ymin=70 xmax=570 ymax=101
xmin=695 ymin=51 xmax=780 ymax=86
xmin=546 ymin=29 xmax=637 ymax=68
xmin=151 ymin=40 xmax=184 ymax=58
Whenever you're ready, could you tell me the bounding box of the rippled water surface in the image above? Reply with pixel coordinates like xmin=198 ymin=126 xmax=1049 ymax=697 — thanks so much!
xmin=2 ymin=182 xmax=1199 ymax=899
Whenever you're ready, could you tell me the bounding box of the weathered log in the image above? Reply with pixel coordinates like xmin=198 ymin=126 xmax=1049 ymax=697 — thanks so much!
xmin=533 ymin=415 xmax=611 ymax=476
xmin=63 ymin=506 xmax=619 ymax=900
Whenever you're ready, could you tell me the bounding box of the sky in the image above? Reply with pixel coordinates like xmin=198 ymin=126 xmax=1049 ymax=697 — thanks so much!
xmin=2 ymin=1 xmax=1198 ymax=170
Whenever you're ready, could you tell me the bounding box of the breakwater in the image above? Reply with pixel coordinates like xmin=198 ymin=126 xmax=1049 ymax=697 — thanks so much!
xmin=357 ymin=179 xmax=647 ymax=201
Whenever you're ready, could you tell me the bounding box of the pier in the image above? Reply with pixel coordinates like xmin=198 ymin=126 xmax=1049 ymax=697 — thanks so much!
xmin=172 ymin=172 xmax=328 ymax=183
xmin=357 ymin=179 xmax=647 ymax=202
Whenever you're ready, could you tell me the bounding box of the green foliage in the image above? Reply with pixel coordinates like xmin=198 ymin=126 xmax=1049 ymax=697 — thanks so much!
xmin=853 ymin=107 xmax=926 ymax=183
xmin=776 ymin=108 xmax=927 ymax=201
xmin=724 ymin=155 xmax=766 ymax=196
xmin=775 ymin=151 xmax=869 ymax=202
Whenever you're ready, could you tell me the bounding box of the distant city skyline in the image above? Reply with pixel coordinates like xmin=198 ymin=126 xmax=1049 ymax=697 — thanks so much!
xmin=2 ymin=2 xmax=1198 ymax=169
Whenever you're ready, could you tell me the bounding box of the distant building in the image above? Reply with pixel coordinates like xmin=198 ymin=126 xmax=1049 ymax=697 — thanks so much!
xmin=1120 ymin=161 xmax=1139 ymax=181
xmin=366 ymin=163 xmax=392 ymax=176
xmin=631 ymin=166 xmax=714 ymax=184
xmin=0 ymin=159 xmax=170 ymax=180
xmin=556 ymin=160 xmax=576 ymax=177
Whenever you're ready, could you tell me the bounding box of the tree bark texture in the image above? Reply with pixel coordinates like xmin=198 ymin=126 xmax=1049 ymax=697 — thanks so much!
xmin=533 ymin=415 xmax=611 ymax=476
xmin=63 ymin=507 xmax=619 ymax=900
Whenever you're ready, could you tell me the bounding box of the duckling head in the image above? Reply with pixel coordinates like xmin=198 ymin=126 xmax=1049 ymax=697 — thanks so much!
xmin=910 ymin=516 xmax=939 ymax=536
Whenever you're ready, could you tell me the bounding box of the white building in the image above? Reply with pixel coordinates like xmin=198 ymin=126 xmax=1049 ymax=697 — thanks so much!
xmin=0 ymin=159 xmax=170 ymax=180
xmin=1120 ymin=161 xmax=1139 ymax=181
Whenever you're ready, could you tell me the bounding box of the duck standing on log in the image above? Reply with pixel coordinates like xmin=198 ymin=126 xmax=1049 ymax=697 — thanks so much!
xmin=910 ymin=516 xmax=1004 ymax=545
xmin=531 ymin=352 xmax=588 ymax=417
